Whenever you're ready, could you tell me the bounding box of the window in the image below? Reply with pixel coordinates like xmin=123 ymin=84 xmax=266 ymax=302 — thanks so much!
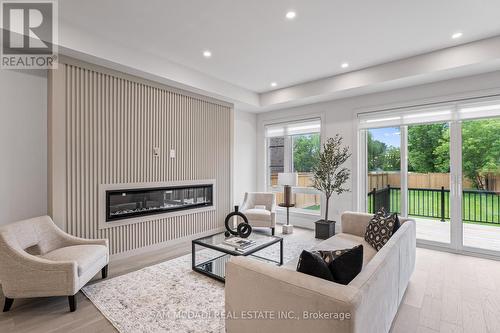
xmin=266 ymin=119 xmax=321 ymax=214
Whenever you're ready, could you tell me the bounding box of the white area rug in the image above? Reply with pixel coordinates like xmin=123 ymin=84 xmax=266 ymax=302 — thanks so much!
xmin=82 ymin=232 xmax=319 ymax=333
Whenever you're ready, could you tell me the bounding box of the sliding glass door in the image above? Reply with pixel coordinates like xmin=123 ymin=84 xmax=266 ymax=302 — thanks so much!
xmin=359 ymin=98 xmax=500 ymax=256
xmin=407 ymin=123 xmax=451 ymax=244
xmin=366 ymin=127 xmax=401 ymax=215
xmin=461 ymin=117 xmax=500 ymax=252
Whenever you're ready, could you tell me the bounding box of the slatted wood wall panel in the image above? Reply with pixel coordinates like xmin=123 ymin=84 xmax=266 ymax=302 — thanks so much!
xmin=51 ymin=62 xmax=232 ymax=255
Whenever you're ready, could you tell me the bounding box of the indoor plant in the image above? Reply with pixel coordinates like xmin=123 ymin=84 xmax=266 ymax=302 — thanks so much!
xmin=312 ymin=135 xmax=351 ymax=226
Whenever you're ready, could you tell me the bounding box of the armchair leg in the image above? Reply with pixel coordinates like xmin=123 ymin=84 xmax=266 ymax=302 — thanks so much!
xmin=68 ymin=295 xmax=77 ymax=312
xmin=271 ymin=227 xmax=275 ymax=236
xmin=101 ymin=265 xmax=108 ymax=279
xmin=3 ymin=297 xmax=13 ymax=312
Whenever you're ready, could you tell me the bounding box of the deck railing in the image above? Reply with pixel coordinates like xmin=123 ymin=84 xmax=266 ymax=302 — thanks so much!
xmin=368 ymin=186 xmax=500 ymax=225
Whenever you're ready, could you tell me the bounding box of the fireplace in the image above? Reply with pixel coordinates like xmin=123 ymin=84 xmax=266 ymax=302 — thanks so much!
xmin=105 ymin=184 xmax=213 ymax=222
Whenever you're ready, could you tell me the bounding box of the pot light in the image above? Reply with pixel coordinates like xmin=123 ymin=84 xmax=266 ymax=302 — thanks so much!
xmin=286 ymin=11 xmax=296 ymax=19
xmin=270 ymin=82 xmax=277 ymax=87
xmin=341 ymin=62 xmax=349 ymax=69
xmin=451 ymin=32 xmax=463 ymax=39
xmin=203 ymin=50 xmax=212 ymax=58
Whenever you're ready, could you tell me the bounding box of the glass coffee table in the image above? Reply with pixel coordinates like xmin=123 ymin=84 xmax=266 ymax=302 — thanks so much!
xmin=192 ymin=232 xmax=283 ymax=282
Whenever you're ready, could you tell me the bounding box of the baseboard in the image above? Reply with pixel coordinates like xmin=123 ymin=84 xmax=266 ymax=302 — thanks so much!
xmin=417 ymin=242 xmax=500 ymax=262
xmin=110 ymin=226 xmax=226 ymax=261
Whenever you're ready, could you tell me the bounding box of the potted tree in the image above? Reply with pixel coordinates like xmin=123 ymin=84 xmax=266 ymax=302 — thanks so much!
xmin=312 ymin=135 xmax=351 ymax=239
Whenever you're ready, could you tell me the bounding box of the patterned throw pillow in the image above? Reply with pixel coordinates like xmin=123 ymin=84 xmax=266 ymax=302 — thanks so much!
xmin=314 ymin=248 xmax=351 ymax=264
xmin=364 ymin=207 xmax=397 ymax=251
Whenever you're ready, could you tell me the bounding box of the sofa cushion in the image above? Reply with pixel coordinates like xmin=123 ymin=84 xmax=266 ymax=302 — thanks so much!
xmin=296 ymin=250 xmax=334 ymax=281
xmin=364 ymin=208 xmax=397 ymax=251
xmin=41 ymin=245 xmax=107 ymax=276
xmin=243 ymin=208 xmax=271 ymax=221
xmin=314 ymin=245 xmax=364 ymax=285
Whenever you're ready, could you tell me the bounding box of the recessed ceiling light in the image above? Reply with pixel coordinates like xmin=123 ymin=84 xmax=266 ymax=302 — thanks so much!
xmin=341 ymin=62 xmax=349 ymax=69
xmin=203 ymin=50 xmax=212 ymax=58
xmin=286 ymin=11 xmax=296 ymax=19
xmin=451 ymin=32 xmax=463 ymax=39
xmin=270 ymin=82 xmax=277 ymax=87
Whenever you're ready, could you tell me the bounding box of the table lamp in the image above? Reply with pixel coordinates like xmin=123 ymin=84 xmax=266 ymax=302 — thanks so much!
xmin=278 ymin=172 xmax=298 ymax=206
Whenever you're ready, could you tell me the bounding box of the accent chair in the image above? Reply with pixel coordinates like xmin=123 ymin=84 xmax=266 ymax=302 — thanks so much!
xmin=240 ymin=192 xmax=277 ymax=235
xmin=0 ymin=215 xmax=109 ymax=312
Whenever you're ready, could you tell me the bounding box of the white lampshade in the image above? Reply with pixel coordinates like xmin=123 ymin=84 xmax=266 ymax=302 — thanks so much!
xmin=278 ymin=172 xmax=298 ymax=186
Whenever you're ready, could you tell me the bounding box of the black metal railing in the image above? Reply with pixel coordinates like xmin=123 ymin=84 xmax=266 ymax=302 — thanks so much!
xmin=368 ymin=185 xmax=500 ymax=224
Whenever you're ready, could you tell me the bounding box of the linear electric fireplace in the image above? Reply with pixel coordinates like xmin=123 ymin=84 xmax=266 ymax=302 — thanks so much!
xmin=105 ymin=184 xmax=213 ymax=222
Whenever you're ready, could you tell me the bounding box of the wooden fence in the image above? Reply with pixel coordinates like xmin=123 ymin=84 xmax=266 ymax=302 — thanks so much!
xmin=270 ymin=173 xmax=320 ymax=210
xmin=368 ymin=172 xmax=499 ymax=192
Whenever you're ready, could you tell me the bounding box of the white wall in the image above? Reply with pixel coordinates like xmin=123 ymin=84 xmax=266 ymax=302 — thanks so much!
xmin=256 ymin=70 xmax=500 ymax=228
xmin=233 ymin=110 xmax=257 ymax=206
xmin=0 ymin=70 xmax=47 ymax=225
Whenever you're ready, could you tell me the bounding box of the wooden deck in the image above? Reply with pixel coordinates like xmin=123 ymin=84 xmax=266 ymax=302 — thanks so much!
xmin=415 ymin=218 xmax=500 ymax=252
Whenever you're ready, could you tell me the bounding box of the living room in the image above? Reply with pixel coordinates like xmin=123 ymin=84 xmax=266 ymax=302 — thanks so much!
xmin=1 ymin=1 xmax=500 ymax=333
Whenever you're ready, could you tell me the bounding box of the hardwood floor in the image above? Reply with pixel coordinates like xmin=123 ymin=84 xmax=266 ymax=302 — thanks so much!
xmin=2 ymin=228 xmax=500 ymax=333
xmin=390 ymin=248 xmax=500 ymax=333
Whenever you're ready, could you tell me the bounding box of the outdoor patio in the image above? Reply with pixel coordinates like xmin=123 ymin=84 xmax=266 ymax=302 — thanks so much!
xmin=415 ymin=218 xmax=500 ymax=252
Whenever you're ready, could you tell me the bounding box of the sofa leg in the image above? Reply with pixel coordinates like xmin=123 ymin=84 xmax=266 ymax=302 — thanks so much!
xmin=101 ymin=265 xmax=108 ymax=279
xmin=68 ymin=295 xmax=77 ymax=312
xmin=271 ymin=227 xmax=275 ymax=236
xmin=3 ymin=297 xmax=13 ymax=312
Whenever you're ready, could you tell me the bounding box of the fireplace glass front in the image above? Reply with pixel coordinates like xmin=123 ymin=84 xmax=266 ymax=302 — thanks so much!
xmin=106 ymin=184 xmax=213 ymax=222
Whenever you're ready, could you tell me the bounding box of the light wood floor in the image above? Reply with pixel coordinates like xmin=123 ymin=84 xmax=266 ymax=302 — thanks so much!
xmin=391 ymin=248 xmax=500 ymax=333
xmin=2 ymin=228 xmax=500 ymax=333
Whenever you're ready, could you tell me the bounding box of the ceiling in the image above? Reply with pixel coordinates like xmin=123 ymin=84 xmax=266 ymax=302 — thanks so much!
xmin=59 ymin=0 xmax=500 ymax=94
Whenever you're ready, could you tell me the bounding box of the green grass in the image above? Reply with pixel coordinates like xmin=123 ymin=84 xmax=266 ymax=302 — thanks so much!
xmin=303 ymin=204 xmax=321 ymax=211
xmin=368 ymin=189 xmax=500 ymax=224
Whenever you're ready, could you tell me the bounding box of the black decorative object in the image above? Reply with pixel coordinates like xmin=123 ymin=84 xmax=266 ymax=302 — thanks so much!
xmin=224 ymin=206 xmax=252 ymax=238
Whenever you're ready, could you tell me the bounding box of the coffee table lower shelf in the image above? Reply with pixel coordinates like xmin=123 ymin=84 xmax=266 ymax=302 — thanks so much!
xmin=191 ymin=234 xmax=283 ymax=283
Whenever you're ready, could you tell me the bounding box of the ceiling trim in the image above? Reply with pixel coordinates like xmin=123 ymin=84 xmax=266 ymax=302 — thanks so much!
xmin=258 ymin=36 xmax=500 ymax=111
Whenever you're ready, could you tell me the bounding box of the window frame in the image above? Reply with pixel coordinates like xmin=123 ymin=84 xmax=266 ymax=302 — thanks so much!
xmin=264 ymin=118 xmax=323 ymax=215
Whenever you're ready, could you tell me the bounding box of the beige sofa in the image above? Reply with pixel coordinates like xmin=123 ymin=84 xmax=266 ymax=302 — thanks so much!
xmin=225 ymin=211 xmax=416 ymax=333
xmin=0 ymin=216 xmax=109 ymax=312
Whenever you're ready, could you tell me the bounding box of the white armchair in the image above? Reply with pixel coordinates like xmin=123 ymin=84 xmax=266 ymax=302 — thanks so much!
xmin=0 ymin=216 xmax=109 ymax=312
xmin=240 ymin=192 xmax=276 ymax=235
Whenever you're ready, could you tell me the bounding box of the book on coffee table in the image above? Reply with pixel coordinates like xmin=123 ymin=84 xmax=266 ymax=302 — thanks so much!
xmin=223 ymin=237 xmax=256 ymax=249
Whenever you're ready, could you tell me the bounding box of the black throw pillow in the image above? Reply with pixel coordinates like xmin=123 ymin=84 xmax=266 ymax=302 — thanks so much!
xmin=392 ymin=213 xmax=401 ymax=234
xmin=314 ymin=245 xmax=364 ymax=285
xmin=296 ymin=250 xmax=334 ymax=282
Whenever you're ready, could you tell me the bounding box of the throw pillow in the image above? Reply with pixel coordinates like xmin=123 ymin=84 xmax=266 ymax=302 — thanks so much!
xmin=296 ymin=250 xmax=334 ymax=282
xmin=364 ymin=207 xmax=397 ymax=251
xmin=314 ymin=245 xmax=364 ymax=285
xmin=392 ymin=213 xmax=401 ymax=234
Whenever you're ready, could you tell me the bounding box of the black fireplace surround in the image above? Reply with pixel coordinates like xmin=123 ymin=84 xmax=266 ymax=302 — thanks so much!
xmin=106 ymin=184 xmax=213 ymax=222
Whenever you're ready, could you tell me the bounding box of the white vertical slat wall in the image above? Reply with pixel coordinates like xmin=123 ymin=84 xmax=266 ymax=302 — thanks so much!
xmin=51 ymin=61 xmax=232 ymax=255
